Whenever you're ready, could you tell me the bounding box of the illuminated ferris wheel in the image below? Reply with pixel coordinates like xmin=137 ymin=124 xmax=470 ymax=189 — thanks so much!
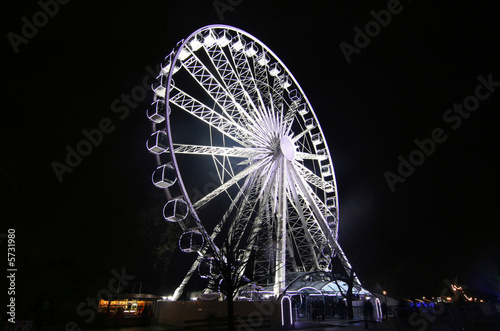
xmin=147 ymin=25 xmax=358 ymax=300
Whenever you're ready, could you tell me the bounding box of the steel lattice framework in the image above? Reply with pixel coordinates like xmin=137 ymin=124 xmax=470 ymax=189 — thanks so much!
xmin=146 ymin=25 xmax=360 ymax=300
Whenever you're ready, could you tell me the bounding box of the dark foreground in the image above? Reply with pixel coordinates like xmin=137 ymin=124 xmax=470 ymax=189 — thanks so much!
xmin=24 ymin=316 xmax=500 ymax=331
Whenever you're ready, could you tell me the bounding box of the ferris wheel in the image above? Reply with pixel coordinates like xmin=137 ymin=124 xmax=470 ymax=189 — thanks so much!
xmin=147 ymin=25 xmax=359 ymax=300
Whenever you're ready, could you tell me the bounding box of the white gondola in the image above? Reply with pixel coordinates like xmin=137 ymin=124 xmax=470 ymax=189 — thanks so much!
xmin=201 ymin=29 xmax=216 ymax=47
xmin=280 ymin=75 xmax=292 ymax=89
xmin=217 ymin=30 xmax=232 ymax=47
xmin=147 ymin=99 xmax=167 ymax=124
xmin=189 ymin=34 xmax=204 ymax=52
xmin=269 ymin=63 xmax=281 ymax=76
xmin=179 ymin=230 xmax=204 ymax=253
xmin=198 ymin=257 xmax=220 ymax=279
xmin=244 ymin=41 xmax=258 ymax=57
xmin=152 ymin=163 xmax=177 ymax=188
xmin=288 ymin=89 xmax=301 ymax=102
xmin=147 ymin=130 xmax=169 ymax=154
xmin=321 ymin=164 xmax=332 ymax=177
xmin=326 ymin=197 xmax=336 ymax=210
xmin=305 ymin=118 xmax=315 ymax=130
xmin=326 ymin=215 xmax=336 ymax=227
xmin=256 ymin=51 xmax=270 ymax=66
xmin=325 ymin=182 xmax=335 ymax=193
xmin=311 ymin=132 xmax=322 ymax=145
xmin=298 ymin=103 xmax=309 ymax=116
xmin=230 ymin=35 xmax=246 ymax=51
xmin=163 ymin=198 xmax=188 ymax=222
xmin=160 ymin=53 xmax=181 ymax=76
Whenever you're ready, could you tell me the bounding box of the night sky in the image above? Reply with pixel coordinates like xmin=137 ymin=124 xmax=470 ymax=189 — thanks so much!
xmin=3 ymin=0 xmax=500 ymax=323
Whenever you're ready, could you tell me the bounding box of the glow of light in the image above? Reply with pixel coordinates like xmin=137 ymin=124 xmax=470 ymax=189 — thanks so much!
xmin=446 ymin=297 xmax=452 ymax=301
xmin=189 ymin=36 xmax=203 ymax=51
xmin=178 ymin=46 xmax=190 ymax=61
xmin=281 ymin=296 xmax=293 ymax=327
xmin=383 ymin=291 xmax=387 ymax=296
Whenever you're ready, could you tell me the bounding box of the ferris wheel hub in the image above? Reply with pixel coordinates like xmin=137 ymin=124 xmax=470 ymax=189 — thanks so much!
xmin=280 ymin=135 xmax=296 ymax=161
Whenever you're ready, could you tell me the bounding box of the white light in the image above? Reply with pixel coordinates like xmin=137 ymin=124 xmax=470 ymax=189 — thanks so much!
xmin=189 ymin=35 xmax=203 ymax=51
xmin=281 ymin=296 xmax=293 ymax=327
xmin=269 ymin=63 xmax=281 ymax=76
xmin=280 ymin=136 xmax=296 ymax=161
xmin=231 ymin=36 xmax=245 ymax=51
xmin=245 ymin=41 xmax=258 ymax=57
xmin=202 ymin=30 xmax=216 ymax=47
xmin=217 ymin=30 xmax=232 ymax=47
xmin=257 ymin=52 xmax=270 ymax=66
xmin=178 ymin=46 xmax=190 ymax=61
xmin=280 ymin=75 xmax=292 ymax=89
xmin=298 ymin=103 xmax=309 ymax=116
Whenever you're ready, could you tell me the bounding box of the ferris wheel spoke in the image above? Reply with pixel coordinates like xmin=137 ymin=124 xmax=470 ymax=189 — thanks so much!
xmin=192 ymin=158 xmax=268 ymax=210
xmin=288 ymin=163 xmax=334 ymax=240
xmin=172 ymin=144 xmax=259 ymax=159
xmin=293 ymin=161 xmax=335 ymax=193
xmin=252 ymin=56 xmax=272 ymax=107
xmin=169 ymin=88 xmax=251 ymax=145
xmin=201 ymin=44 xmax=258 ymax=126
xmin=285 ymin=166 xmax=321 ymax=270
xmin=181 ymin=52 xmax=252 ymax=128
xmin=227 ymin=180 xmax=260 ymax=248
xmin=286 ymin=184 xmax=328 ymax=250
xmin=226 ymin=35 xmax=264 ymax=109
xmin=295 ymin=152 xmax=329 ymax=161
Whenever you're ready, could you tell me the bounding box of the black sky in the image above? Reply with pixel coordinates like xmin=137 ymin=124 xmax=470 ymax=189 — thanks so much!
xmin=3 ymin=0 xmax=500 ymax=321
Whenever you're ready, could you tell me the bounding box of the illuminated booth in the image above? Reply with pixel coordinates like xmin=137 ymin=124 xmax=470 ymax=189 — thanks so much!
xmin=95 ymin=293 xmax=161 ymax=327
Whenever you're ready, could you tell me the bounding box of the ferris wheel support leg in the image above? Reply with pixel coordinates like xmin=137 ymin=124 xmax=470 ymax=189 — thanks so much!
xmin=273 ymin=214 xmax=286 ymax=298
xmin=172 ymin=253 xmax=205 ymax=301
